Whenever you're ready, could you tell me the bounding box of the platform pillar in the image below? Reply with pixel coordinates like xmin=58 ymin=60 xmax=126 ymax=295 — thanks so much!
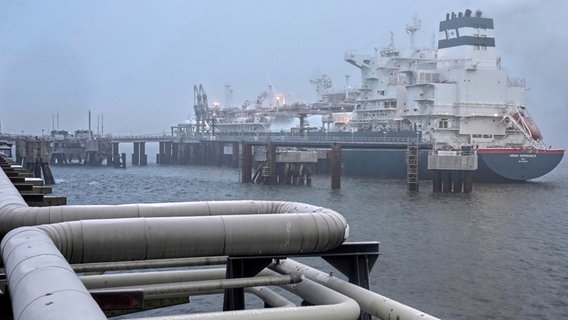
xmin=139 ymin=142 xmax=147 ymax=165
xmin=215 ymin=142 xmax=223 ymax=167
xmin=232 ymin=142 xmax=240 ymax=167
xmin=330 ymin=144 xmax=341 ymax=189
xmin=452 ymin=170 xmax=463 ymax=193
xmin=172 ymin=143 xmax=179 ymax=164
xmin=241 ymin=143 xmax=252 ymax=183
xmin=432 ymin=170 xmax=442 ymax=193
xmin=463 ymin=171 xmax=473 ymax=193
xmin=132 ymin=142 xmax=140 ymax=165
xmin=441 ymin=171 xmax=452 ymax=193
xmin=264 ymin=143 xmax=277 ymax=185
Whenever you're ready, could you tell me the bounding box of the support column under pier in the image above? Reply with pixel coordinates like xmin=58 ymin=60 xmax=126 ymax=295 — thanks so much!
xmin=432 ymin=170 xmax=442 ymax=193
xmin=428 ymin=150 xmax=477 ymax=193
xmin=107 ymin=142 xmax=122 ymax=167
xmin=442 ymin=171 xmax=452 ymax=193
xmin=232 ymin=142 xmax=240 ymax=168
xmin=172 ymin=143 xmax=179 ymax=164
xmin=330 ymin=144 xmax=341 ymax=189
xmin=140 ymin=142 xmax=147 ymax=165
xmin=463 ymin=171 xmax=473 ymax=193
xmin=266 ymin=143 xmax=277 ymax=185
xmin=241 ymin=143 xmax=252 ymax=183
xmin=132 ymin=142 xmax=147 ymax=166
xmin=213 ymin=142 xmax=222 ymax=167
xmin=133 ymin=142 xmax=139 ymax=165
xmin=18 ymin=140 xmax=55 ymax=185
xmin=176 ymin=143 xmax=191 ymax=165
xmin=452 ymin=171 xmax=463 ymax=193
xmin=432 ymin=170 xmax=473 ymax=193
xmin=164 ymin=141 xmax=173 ymax=164
xmin=157 ymin=141 xmax=173 ymax=165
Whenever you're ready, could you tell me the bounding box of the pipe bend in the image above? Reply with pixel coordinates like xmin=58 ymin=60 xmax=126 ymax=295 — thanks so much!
xmin=0 ymin=169 xmax=347 ymax=240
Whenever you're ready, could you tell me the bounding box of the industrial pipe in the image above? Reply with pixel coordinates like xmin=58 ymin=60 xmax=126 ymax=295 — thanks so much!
xmin=245 ymin=287 xmax=296 ymax=308
xmin=36 ymin=212 xmax=344 ymax=263
xmin=1 ymin=227 xmax=107 ymax=320
xmin=270 ymin=259 xmax=441 ymax=320
xmin=0 ymin=163 xmax=439 ymax=320
xmin=127 ymin=273 xmax=361 ymax=320
xmin=89 ymin=274 xmax=302 ymax=300
xmin=0 ymin=168 xmax=348 ymax=262
xmin=0 ymin=169 xmax=348 ymax=249
xmin=81 ymin=268 xmax=296 ymax=307
xmin=81 ymin=268 xmax=228 ymax=289
xmin=81 ymin=268 xmax=295 ymax=307
xmin=73 ymin=256 xmax=227 ymax=273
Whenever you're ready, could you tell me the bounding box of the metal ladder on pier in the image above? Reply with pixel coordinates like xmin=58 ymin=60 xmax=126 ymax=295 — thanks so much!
xmin=407 ymin=143 xmax=419 ymax=191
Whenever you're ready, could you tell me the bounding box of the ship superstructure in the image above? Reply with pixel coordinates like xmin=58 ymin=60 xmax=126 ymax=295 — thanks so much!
xmin=346 ymin=9 xmax=543 ymax=149
xmin=343 ymin=9 xmax=563 ymax=181
xmin=180 ymin=9 xmax=563 ymax=182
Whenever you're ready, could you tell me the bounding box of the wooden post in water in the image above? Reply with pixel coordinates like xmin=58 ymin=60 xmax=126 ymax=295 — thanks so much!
xmin=330 ymin=144 xmax=341 ymax=189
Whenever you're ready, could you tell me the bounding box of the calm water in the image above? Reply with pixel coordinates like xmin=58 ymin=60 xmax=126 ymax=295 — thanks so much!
xmin=50 ymin=158 xmax=568 ymax=320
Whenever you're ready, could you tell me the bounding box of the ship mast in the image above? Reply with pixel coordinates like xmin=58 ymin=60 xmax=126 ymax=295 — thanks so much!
xmin=406 ymin=15 xmax=421 ymax=49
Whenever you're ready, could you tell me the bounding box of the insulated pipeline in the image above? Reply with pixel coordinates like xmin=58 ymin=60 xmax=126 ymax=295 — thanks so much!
xmin=0 ymin=170 xmax=349 ymax=252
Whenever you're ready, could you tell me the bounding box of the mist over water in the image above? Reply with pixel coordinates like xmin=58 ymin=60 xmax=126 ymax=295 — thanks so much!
xmin=51 ymin=158 xmax=568 ymax=319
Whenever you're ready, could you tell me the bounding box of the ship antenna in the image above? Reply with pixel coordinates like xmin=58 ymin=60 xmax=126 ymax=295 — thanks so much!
xmin=406 ymin=14 xmax=421 ymax=49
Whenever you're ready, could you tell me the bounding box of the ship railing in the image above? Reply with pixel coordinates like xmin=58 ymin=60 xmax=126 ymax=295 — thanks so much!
xmin=430 ymin=149 xmax=478 ymax=157
xmin=211 ymin=133 xmax=420 ymax=144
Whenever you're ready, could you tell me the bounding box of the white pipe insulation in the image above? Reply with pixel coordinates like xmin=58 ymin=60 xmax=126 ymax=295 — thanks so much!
xmin=0 ymin=167 xmax=351 ymax=320
xmin=271 ymin=259 xmax=441 ymax=320
xmin=127 ymin=272 xmax=361 ymax=320
xmin=1 ymin=227 xmax=107 ymax=320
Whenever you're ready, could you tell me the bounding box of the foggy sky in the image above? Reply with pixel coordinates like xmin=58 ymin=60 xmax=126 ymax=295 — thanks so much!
xmin=1 ymin=0 xmax=566 ymax=148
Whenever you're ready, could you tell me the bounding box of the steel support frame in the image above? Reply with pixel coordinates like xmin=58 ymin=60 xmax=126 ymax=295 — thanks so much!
xmin=222 ymin=241 xmax=379 ymax=320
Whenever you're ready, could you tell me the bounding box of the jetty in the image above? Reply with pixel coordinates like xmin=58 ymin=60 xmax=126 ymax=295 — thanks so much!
xmin=1 ymin=130 xmax=440 ymax=190
xmin=2 ymin=128 xmax=479 ymax=192
xmin=0 ymin=154 xmax=439 ymax=320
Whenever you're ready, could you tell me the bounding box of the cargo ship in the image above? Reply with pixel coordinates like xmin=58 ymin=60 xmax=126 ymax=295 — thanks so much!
xmin=322 ymin=9 xmax=564 ymax=182
xmin=189 ymin=9 xmax=563 ymax=182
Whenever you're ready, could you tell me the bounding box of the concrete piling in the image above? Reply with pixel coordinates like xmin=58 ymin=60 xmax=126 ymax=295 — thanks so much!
xmin=428 ymin=148 xmax=478 ymax=194
xmin=330 ymin=144 xmax=341 ymax=190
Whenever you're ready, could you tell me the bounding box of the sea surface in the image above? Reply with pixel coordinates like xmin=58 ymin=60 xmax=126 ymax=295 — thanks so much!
xmin=50 ymin=158 xmax=568 ymax=320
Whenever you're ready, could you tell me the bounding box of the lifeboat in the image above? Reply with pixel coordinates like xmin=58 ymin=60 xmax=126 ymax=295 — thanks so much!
xmin=512 ymin=110 xmax=543 ymax=141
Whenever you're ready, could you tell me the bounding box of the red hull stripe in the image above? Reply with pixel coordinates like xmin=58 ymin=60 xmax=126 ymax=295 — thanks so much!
xmin=477 ymin=148 xmax=565 ymax=155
